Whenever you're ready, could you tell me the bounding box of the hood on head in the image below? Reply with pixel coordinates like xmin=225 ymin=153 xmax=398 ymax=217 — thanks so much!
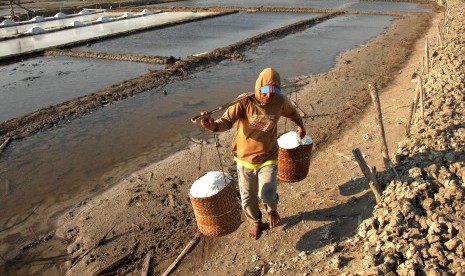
xmin=254 ymin=68 xmax=281 ymax=98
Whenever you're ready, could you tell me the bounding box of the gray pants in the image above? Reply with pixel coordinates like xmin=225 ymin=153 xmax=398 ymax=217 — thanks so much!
xmin=237 ymin=163 xmax=279 ymax=223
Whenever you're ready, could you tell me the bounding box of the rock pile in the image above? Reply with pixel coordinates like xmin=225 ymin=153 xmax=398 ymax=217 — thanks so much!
xmin=358 ymin=0 xmax=465 ymax=274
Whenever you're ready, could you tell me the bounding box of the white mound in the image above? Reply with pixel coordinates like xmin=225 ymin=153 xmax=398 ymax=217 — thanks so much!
xmin=68 ymin=20 xmax=83 ymax=27
xmin=0 ymin=19 xmax=15 ymax=26
xmin=31 ymin=16 xmax=45 ymax=22
xmin=54 ymin=12 xmax=66 ymax=18
xmin=79 ymin=10 xmax=92 ymax=15
xmin=96 ymin=16 xmax=110 ymax=23
xmin=190 ymin=171 xmax=233 ymax=198
xmin=278 ymin=131 xmax=313 ymax=150
xmin=120 ymin=13 xmax=133 ymax=18
xmin=26 ymin=26 xmax=46 ymax=34
xmin=138 ymin=9 xmax=154 ymax=16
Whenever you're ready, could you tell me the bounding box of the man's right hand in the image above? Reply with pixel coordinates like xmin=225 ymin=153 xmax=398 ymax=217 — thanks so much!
xmin=200 ymin=113 xmax=217 ymax=131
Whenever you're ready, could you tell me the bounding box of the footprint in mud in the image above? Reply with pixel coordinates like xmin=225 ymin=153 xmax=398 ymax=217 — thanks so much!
xmin=57 ymin=71 xmax=72 ymax=76
xmin=157 ymin=110 xmax=187 ymax=119
xmin=20 ymin=76 xmax=41 ymax=82
xmin=184 ymin=99 xmax=205 ymax=107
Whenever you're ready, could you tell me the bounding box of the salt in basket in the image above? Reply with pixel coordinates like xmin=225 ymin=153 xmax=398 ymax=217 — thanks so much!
xmin=277 ymin=132 xmax=313 ymax=182
xmin=190 ymin=172 xmax=241 ymax=237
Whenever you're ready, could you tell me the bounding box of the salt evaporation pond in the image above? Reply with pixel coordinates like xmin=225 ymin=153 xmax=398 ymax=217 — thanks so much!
xmin=73 ymin=11 xmax=320 ymax=57
xmin=150 ymin=0 xmax=429 ymax=12
xmin=0 ymin=56 xmax=163 ymax=121
xmin=0 ymin=12 xmax=104 ymax=38
xmin=0 ymin=11 xmax=214 ymax=59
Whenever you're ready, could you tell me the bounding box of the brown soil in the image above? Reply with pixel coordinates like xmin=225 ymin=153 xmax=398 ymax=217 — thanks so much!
xmin=1 ymin=0 xmax=454 ymax=275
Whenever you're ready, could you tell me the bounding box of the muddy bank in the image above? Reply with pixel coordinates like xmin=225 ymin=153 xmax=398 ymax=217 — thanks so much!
xmin=44 ymin=49 xmax=177 ymax=64
xmin=51 ymin=8 xmax=436 ymax=276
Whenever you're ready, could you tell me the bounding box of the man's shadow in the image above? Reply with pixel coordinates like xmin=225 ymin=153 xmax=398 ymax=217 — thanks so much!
xmin=281 ymin=191 xmax=374 ymax=252
xmin=280 ymin=148 xmax=465 ymax=252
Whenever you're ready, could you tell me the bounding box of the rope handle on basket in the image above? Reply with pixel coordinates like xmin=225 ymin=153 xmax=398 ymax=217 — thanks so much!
xmin=282 ymin=83 xmax=308 ymax=137
xmin=197 ymin=128 xmax=228 ymax=184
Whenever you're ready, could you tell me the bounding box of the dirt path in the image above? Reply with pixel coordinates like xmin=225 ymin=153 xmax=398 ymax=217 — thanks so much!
xmin=49 ymin=5 xmax=442 ymax=276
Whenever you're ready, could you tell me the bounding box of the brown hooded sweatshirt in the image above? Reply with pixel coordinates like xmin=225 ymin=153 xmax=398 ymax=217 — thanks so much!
xmin=212 ymin=68 xmax=304 ymax=169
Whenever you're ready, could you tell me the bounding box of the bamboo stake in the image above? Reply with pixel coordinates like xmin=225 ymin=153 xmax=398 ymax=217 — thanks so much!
xmin=352 ymin=148 xmax=371 ymax=179
xmin=346 ymin=102 xmax=362 ymax=112
xmin=424 ymin=39 xmax=430 ymax=75
xmin=421 ymin=57 xmax=425 ymax=75
xmin=352 ymin=148 xmax=382 ymax=203
xmin=368 ymin=83 xmax=390 ymax=170
xmin=369 ymin=166 xmax=382 ymax=203
xmin=9 ymin=0 xmax=15 ymax=21
xmin=418 ymin=76 xmax=424 ymax=119
xmin=0 ymin=137 xmax=12 ymax=155
xmin=413 ymin=81 xmax=421 ymax=122
xmin=141 ymin=252 xmax=151 ymax=276
xmin=406 ymin=102 xmax=415 ymax=136
xmin=438 ymin=24 xmax=444 ymax=47
xmin=29 ymin=226 xmax=40 ymax=244
xmin=161 ymin=231 xmax=201 ymax=276
xmin=5 ymin=179 xmax=12 ymax=196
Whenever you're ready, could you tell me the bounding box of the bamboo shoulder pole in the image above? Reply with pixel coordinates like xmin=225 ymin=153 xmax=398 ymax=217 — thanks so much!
xmin=368 ymin=83 xmax=390 ymax=170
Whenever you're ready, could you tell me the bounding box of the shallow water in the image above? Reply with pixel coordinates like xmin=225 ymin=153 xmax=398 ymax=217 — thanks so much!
xmin=0 ymin=56 xmax=162 ymax=121
xmin=150 ymin=0 xmax=429 ymax=12
xmin=0 ymin=11 xmax=213 ymax=59
xmin=74 ymin=11 xmax=320 ymax=57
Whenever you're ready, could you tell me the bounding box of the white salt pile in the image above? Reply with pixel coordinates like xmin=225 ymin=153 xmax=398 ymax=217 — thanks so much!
xmin=25 ymin=26 xmax=46 ymax=35
xmin=190 ymin=171 xmax=233 ymax=198
xmin=120 ymin=13 xmax=134 ymax=18
xmin=54 ymin=12 xmax=67 ymax=18
xmin=0 ymin=19 xmax=15 ymax=26
xmin=138 ymin=9 xmax=154 ymax=16
xmin=277 ymin=131 xmax=313 ymax=149
xmin=68 ymin=21 xmax=83 ymax=27
xmin=96 ymin=16 xmax=110 ymax=23
xmin=79 ymin=10 xmax=92 ymax=15
xmin=30 ymin=16 xmax=45 ymax=22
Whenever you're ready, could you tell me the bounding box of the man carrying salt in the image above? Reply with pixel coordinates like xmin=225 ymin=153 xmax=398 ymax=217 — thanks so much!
xmin=200 ymin=67 xmax=306 ymax=239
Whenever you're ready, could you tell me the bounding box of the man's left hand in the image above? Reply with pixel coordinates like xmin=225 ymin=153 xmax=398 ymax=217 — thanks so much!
xmin=297 ymin=125 xmax=306 ymax=139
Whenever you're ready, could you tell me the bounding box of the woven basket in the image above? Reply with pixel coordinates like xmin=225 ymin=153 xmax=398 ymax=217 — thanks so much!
xmin=190 ymin=180 xmax=241 ymax=237
xmin=277 ymin=143 xmax=313 ymax=182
